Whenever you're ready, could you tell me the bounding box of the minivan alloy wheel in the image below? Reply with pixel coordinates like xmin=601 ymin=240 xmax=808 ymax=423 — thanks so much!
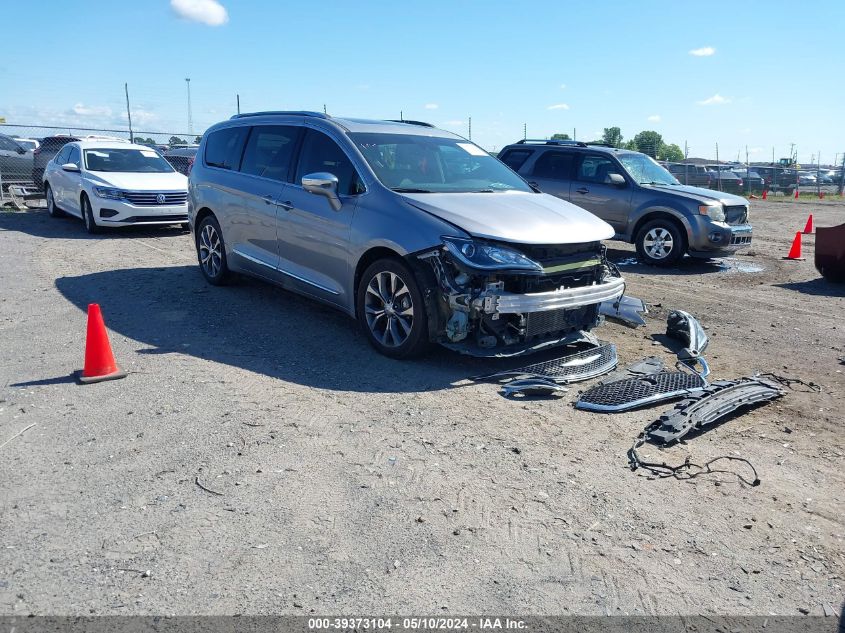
xmin=364 ymin=271 xmax=415 ymax=348
xmin=199 ymin=223 xmax=223 ymax=278
xmin=643 ymin=227 xmax=675 ymax=260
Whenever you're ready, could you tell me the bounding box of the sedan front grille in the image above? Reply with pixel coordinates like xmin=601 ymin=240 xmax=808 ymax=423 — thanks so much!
xmin=123 ymin=191 xmax=188 ymax=206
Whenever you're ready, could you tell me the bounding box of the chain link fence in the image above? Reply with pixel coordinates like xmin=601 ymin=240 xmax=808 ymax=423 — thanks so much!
xmin=0 ymin=124 xmax=196 ymax=197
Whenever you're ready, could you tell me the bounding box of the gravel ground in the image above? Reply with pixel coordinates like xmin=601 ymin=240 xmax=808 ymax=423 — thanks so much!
xmin=0 ymin=200 xmax=843 ymax=617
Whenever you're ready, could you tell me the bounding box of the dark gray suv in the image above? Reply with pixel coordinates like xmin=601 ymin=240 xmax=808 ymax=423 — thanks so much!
xmin=499 ymin=140 xmax=753 ymax=265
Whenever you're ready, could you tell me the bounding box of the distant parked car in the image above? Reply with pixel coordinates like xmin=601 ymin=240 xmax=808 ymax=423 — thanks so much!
xmin=12 ymin=138 xmax=40 ymax=152
xmin=731 ymin=169 xmax=765 ymax=192
xmin=32 ymin=135 xmax=80 ymax=186
xmin=797 ymin=172 xmax=817 ymax=186
xmin=163 ymin=145 xmax=199 ymax=176
xmin=705 ymin=165 xmax=744 ymax=194
xmin=500 ymin=140 xmax=752 ymax=265
xmin=42 ymin=141 xmax=188 ymax=234
xmin=663 ymin=162 xmax=712 ymax=188
xmin=0 ymin=133 xmax=33 ymax=184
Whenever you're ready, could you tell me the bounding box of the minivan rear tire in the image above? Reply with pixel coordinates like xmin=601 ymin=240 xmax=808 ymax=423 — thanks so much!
xmin=196 ymin=215 xmax=231 ymax=285
xmin=357 ymin=258 xmax=430 ymax=359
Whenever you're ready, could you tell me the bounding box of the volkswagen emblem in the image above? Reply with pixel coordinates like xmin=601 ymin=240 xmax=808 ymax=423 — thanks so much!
xmin=156 ymin=193 xmax=166 ymax=204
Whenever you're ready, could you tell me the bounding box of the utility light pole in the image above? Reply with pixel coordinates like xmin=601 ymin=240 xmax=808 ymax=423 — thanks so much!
xmin=185 ymin=78 xmax=193 ymax=135
xmin=124 ymin=83 xmax=133 ymax=143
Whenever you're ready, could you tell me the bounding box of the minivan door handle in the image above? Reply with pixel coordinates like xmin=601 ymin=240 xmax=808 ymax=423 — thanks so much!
xmin=277 ymin=200 xmax=294 ymax=211
xmin=575 ymin=187 xmax=589 ymax=194
xmin=263 ymin=194 xmax=276 ymax=205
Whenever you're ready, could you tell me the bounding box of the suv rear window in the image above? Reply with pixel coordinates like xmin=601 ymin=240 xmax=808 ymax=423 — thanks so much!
xmin=204 ymin=126 xmax=248 ymax=170
xmin=41 ymin=137 xmax=78 ymax=151
xmin=499 ymin=149 xmax=532 ymax=172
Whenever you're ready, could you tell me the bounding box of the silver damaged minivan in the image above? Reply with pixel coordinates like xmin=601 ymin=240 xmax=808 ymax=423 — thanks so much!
xmin=188 ymin=112 xmax=624 ymax=359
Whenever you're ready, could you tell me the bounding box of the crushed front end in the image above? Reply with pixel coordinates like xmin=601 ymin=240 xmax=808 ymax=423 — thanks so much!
xmin=417 ymin=237 xmax=624 ymax=357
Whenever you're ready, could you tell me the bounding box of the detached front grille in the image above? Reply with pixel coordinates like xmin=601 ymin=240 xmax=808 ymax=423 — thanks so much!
xmin=724 ymin=205 xmax=748 ymax=224
xmin=123 ymin=191 xmax=188 ymax=206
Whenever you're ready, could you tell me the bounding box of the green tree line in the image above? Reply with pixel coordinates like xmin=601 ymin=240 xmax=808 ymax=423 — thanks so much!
xmin=553 ymin=127 xmax=685 ymax=162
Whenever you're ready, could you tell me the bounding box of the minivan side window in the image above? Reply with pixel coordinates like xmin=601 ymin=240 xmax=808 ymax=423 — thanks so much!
xmin=500 ymin=149 xmax=533 ymax=172
xmin=204 ymin=127 xmax=248 ymax=170
xmin=239 ymin=126 xmax=300 ymax=182
xmin=531 ymin=151 xmax=574 ymax=180
xmin=295 ymin=130 xmax=364 ymax=195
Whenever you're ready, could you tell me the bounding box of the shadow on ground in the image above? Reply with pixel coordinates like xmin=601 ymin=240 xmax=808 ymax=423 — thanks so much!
xmin=775 ymin=278 xmax=845 ymax=297
xmin=0 ymin=207 xmax=188 ymax=240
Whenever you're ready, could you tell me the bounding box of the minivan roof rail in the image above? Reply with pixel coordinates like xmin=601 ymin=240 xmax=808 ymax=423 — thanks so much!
xmin=385 ymin=119 xmax=435 ymax=128
xmin=516 ymin=138 xmax=588 ymax=147
xmin=230 ymin=111 xmax=330 ymax=120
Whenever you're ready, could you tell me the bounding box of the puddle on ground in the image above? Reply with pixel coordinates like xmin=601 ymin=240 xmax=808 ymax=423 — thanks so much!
xmin=716 ymin=258 xmax=765 ymax=273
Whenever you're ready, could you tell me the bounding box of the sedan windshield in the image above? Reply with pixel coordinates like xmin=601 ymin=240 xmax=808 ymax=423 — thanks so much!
xmin=618 ymin=153 xmax=679 ymax=185
xmin=84 ymin=148 xmax=174 ymax=173
xmin=349 ymin=133 xmax=531 ymax=193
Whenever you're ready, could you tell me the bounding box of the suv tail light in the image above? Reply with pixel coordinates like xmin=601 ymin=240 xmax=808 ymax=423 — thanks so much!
xmin=33 ymin=146 xmax=42 ymax=155
xmin=737 ymin=178 xmax=743 ymax=187
xmin=187 ymin=157 xmax=195 ymax=174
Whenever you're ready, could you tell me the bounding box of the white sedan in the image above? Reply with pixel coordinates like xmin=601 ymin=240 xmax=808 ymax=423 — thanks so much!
xmin=43 ymin=141 xmax=189 ymax=233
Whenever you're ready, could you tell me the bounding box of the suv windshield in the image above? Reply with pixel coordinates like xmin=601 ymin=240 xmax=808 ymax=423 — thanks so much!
xmin=349 ymin=133 xmax=531 ymax=193
xmin=619 ymin=153 xmax=679 ymax=186
xmin=84 ymin=148 xmax=174 ymax=173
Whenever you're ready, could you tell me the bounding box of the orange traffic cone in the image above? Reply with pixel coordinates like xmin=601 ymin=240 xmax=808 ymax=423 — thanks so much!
xmin=762 ymin=190 xmax=768 ymax=200
xmin=78 ymin=304 xmax=126 ymax=384
xmin=803 ymin=214 xmax=814 ymax=234
xmin=794 ymin=188 xmax=800 ymax=199
xmin=783 ymin=232 xmax=805 ymax=261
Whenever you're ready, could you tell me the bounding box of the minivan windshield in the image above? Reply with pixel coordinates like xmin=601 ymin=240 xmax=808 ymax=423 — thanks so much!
xmin=619 ymin=153 xmax=679 ymax=186
xmin=84 ymin=148 xmax=174 ymax=173
xmin=349 ymin=133 xmax=531 ymax=193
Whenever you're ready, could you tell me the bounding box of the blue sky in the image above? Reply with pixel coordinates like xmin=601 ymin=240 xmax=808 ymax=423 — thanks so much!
xmin=2 ymin=0 xmax=843 ymax=164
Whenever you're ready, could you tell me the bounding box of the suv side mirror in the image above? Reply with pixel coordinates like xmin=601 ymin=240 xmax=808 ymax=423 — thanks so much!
xmin=61 ymin=162 xmax=80 ymax=172
xmin=302 ymin=172 xmax=342 ymax=211
xmin=607 ymin=173 xmax=626 ymax=187
xmin=17 ymin=146 xmax=27 ymax=155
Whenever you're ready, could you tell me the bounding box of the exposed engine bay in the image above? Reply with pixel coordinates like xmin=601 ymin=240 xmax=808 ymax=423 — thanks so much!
xmin=417 ymin=240 xmax=624 ymax=356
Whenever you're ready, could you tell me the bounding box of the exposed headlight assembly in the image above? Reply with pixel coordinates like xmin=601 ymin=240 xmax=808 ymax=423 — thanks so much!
xmin=442 ymin=236 xmax=542 ymax=272
xmin=94 ymin=187 xmax=127 ymax=200
xmin=698 ymin=203 xmax=725 ymax=222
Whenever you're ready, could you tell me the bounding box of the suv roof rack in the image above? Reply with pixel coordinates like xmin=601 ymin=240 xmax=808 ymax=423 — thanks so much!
xmin=385 ymin=119 xmax=435 ymax=128
xmin=517 ymin=138 xmax=588 ymax=147
xmin=230 ymin=110 xmax=330 ymax=120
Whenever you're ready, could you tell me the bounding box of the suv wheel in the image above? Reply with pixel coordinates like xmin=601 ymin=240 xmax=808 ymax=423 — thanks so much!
xmin=357 ymin=258 xmax=429 ymax=359
xmin=635 ymin=219 xmax=685 ymax=266
xmin=196 ymin=215 xmax=230 ymax=285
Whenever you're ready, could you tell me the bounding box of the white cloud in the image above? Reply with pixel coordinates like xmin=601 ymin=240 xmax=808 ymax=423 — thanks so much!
xmin=120 ymin=108 xmax=157 ymax=125
xmin=689 ymin=46 xmax=715 ymax=57
xmin=647 ymin=115 xmax=661 ymax=122
xmin=71 ymin=103 xmax=113 ymax=117
xmin=559 ymin=83 xmax=567 ymax=89
xmin=547 ymin=103 xmax=570 ymax=111
xmin=424 ymin=103 xmax=439 ymax=110
xmin=697 ymin=93 xmax=731 ymax=106
xmin=170 ymin=0 xmax=228 ymax=26
xmin=443 ymin=120 xmax=465 ymax=126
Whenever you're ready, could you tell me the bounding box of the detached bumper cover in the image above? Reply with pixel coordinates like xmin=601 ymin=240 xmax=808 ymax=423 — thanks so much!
xmin=487 ymin=276 xmax=625 ymax=314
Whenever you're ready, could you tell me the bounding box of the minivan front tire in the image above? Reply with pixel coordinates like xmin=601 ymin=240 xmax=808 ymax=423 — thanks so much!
xmin=635 ymin=219 xmax=685 ymax=266
xmin=196 ymin=215 xmax=230 ymax=285
xmin=357 ymin=258 xmax=429 ymax=359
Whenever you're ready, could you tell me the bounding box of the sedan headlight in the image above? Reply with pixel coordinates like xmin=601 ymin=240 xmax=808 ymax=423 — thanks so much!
xmin=442 ymin=236 xmax=542 ymax=272
xmin=94 ymin=187 xmax=127 ymax=200
xmin=698 ymin=203 xmax=725 ymax=222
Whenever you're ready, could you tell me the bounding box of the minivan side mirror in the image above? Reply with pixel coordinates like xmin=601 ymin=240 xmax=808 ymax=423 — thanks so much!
xmin=61 ymin=162 xmax=80 ymax=172
xmin=607 ymin=173 xmax=626 ymax=187
xmin=302 ymin=172 xmax=342 ymax=211
xmin=17 ymin=146 xmax=27 ymax=155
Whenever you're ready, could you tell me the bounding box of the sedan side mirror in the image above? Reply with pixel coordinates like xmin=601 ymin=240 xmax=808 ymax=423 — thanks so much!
xmin=61 ymin=163 xmax=80 ymax=172
xmin=607 ymin=173 xmax=626 ymax=187
xmin=302 ymin=172 xmax=342 ymax=211
xmin=17 ymin=147 xmax=27 ymax=155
